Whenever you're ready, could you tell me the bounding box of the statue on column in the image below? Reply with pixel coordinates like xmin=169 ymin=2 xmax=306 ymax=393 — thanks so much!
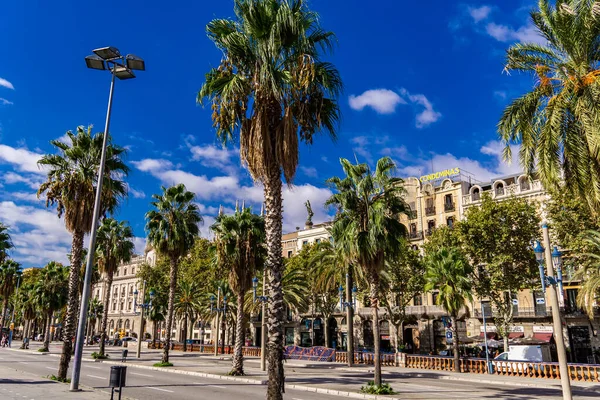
xmin=305 ymin=200 xmax=314 ymax=229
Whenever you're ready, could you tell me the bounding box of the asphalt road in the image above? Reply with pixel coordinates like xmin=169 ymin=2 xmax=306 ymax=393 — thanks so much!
xmin=0 ymin=350 xmax=336 ymax=400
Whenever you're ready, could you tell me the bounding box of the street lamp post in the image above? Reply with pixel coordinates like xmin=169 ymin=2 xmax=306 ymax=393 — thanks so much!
xmin=252 ymin=277 xmax=269 ymax=371
xmin=134 ymin=282 xmax=154 ymax=359
xmin=480 ymin=300 xmax=493 ymax=374
xmin=71 ymin=46 xmax=145 ymax=392
xmin=339 ymin=276 xmax=357 ymax=366
xmin=534 ymin=227 xmax=572 ymax=400
xmin=210 ymin=288 xmax=228 ymax=356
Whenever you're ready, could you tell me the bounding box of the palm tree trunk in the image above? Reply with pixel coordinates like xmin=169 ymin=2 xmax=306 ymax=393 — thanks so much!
xmin=324 ymin=318 xmax=329 ymax=348
xmin=370 ymin=275 xmax=382 ymax=386
xmin=451 ymin=315 xmax=460 ymax=373
xmin=0 ymin=297 xmax=8 ymax=331
xmin=43 ymin=312 xmax=52 ymax=351
xmin=58 ymin=229 xmax=84 ymax=380
xmin=346 ymin=271 xmax=354 ymax=367
xmin=183 ymin=316 xmax=188 ymax=352
xmin=162 ymin=255 xmax=178 ymax=364
xmin=264 ymin=164 xmax=285 ymax=400
xmin=99 ymin=273 xmax=113 ymax=357
xmin=231 ymin=291 xmax=245 ymax=375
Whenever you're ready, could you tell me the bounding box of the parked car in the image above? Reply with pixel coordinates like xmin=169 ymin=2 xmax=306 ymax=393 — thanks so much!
xmin=493 ymin=345 xmax=552 ymax=373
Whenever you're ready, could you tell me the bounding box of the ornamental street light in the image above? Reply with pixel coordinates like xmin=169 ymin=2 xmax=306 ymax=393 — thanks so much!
xmin=338 ymin=281 xmax=357 ymax=311
xmin=71 ymin=46 xmax=145 ymax=392
xmin=534 ymin=225 xmax=572 ymax=400
xmin=133 ymin=282 xmax=155 ymax=358
xmin=210 ymin=288 xmax=228 ymax=356
xmin=252 ymin=276 xmax=268 ymax=371
xmin=339 ymin=273 xmax=357 ymax=366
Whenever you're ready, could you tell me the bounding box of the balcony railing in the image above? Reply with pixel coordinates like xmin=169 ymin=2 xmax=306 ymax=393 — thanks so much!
xmin=474 ymin=306 xmax=552 ymax=318
xmin=462 ymin=180 xmax=544 ymax=206
xmin=409 ymin=231 xmax=423 ymax=241
xmin=444 ymin=202 xmax=455 ymax=212
xmin=425 ymin=206 xmax=436 ymax=216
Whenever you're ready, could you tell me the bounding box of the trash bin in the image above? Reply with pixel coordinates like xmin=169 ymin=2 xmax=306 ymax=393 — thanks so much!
xmin=109 ymin=366 xmax=127 ymax=388
xmin=121 ymin=349 xmax=128 ymax=362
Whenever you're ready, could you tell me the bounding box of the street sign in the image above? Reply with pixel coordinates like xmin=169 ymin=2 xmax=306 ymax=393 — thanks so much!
xmin=446 ymin=331 xmax=453 ymax=339
xmin=512 ymin=299 xmax=519 ymax=305
xmin=536 ymin=298 xmax=546 ymax=305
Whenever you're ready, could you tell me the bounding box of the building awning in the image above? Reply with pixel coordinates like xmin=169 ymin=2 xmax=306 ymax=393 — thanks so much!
xmin=479 ymin=332 xmax=497 ymax=339
xmin=532 ymin=333 xmax=553 ymax=342
xmin=508 ymin=332 xmax=524 ymax=339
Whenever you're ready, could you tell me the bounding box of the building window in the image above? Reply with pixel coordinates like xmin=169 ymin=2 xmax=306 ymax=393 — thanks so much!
xmin=427 ymin=220 xmax=435 ymax=235
xmin=329 ymin=236 xmax=333 ymax=243
xmin=128 ymin=300 xmax=132 ymax=311
xmin=132 ymin=267 xmax=135 ymax=275
xmin=472 ymin=188 xmax=480 ymax=201
xmin=302 ymin=240 xmax=308 ymax=246
xmin=124 ymin=268 xmax=127 ymax=276
xmin=447 ymin=217 xmax=454 ymax=228
xmin=495 ymin=183 xmax=505 ymax=196
xmin=116 ymin=269 xmax=119 ymax=277
xmin=432 ymin=292 xmax=439 ymax=305
xmin=315 ymin=238 xmax=321 ymax=244
xmin=413 ymin=294 xmax=423 ymax=306
xmin=520 ymin=178 xmax=531 ymax=191
xmin=287 ymin=250 xmax=293 ymax=258
xmin=425 ymin=198 xmax=435 ymax=216
xmin=444 ymin=194 xmax=454 ymax=212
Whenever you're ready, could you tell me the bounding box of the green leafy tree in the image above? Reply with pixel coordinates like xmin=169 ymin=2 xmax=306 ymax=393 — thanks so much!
xmin=0 ymin=223 xmax=13 ymax=264
xmin=326 ymin=157 xmax=408 ymax=386
xmin=498 ymin=0 xmax=600 ymax=210
xmin=198 ymin=0 xmax=341 ymax=395
xmin=146 ymin=184 xmax=202 ymax=364
xmin=174 ymin=280 xmax=202 ymax=352
xmin=96 ymin=218 xmax=135 ymax=356
xmin=137 ymin=259 xmax=169 ymax=345
xmin=458 ymin=195 xmax=540 ymax=350
xmin=0 ymin=260 xmax=21 ymax=332
xmin=424 ymin=248 xmax=473 ymax=373
xmin=37 ymin=125 xmax=128 ymax=379
xmin=381 ymin=244 xmax=425 ymax=352
xmin=546 ymin=186 xmax=600 ymax=271
xmin=34 ymin=262 xmax=69 ymax=352
xmin=211 ymin=207 xmax=265 ymax=375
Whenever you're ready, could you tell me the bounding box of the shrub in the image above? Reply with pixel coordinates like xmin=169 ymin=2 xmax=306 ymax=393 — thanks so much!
xmin=360 ymin=381 xmax=395 ymax=395
xmin=153 ymin=361 xmax=173 ymax=367
xmin=48 ymin=375 xmax=70 ymax=383
xmin=91 ymin=352 xmax=109 ymax=360
xmin=38 ymin=347 xmax=49 ymax=352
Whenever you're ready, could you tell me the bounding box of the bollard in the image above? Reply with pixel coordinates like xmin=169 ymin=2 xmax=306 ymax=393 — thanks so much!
xmin=121 ymin=349 xmax=128 ymax=362
xmin=109 ymin=366 xmax=127 ymax=400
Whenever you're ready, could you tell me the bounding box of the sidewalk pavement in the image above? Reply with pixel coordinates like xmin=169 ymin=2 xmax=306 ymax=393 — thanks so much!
xmin=0 ymin=365 xmax=110 ymax=400
xmin=7 ymin=340 xmax=600 ymax=398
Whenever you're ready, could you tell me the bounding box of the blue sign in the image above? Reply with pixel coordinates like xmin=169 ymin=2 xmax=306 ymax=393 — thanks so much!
xmin=446 ymin=331 xmax=453 ymax=339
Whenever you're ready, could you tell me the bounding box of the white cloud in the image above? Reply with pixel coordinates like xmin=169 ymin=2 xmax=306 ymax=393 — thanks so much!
xmin=485 ymin=22 xmax=545 ymax=45
xmin=398 ymin=140 xmax=522 ymax=182
xmin=3 ymin=191 xmax=42 ymax=203
xmin=2 ymin=172 xmax=44 ymax=189
xmin=0 ymin=78 xmax=14 ymax=90
xmin=0 ymin=144 xmax=44 ymax=174
xmin=126 ymin=184 xmax=146 ymax=199
xmin=399 ymin=89 xmax=442 ymax=128
xmin=321 ymin=156 xmax=329 ymax=163
xmin=0 ymin=98 xmax=13 ymax=105
xmin=0 ymin=201 xmax=71 ymax=266
xmin=188 ymin=144 xmax=238 ymax=172
xmin=132 ymin=236 xmax=147 ymax=256
xmin=468 ymin=5 xmax=492 ymax=23
xmin=131 ymin=158 xmax=173 ymax=172
xmin=348 ymin=89 xmax=405 ymax=114
xmin=493 ymin=90 xmax=507 ymax=100
xmin=300 ymin=166 xmax=318 ymax=178
xmin=133 ymin=159 xmax=333 ymax=235
xmin=381 ymin=145 xmax=410 ymax=161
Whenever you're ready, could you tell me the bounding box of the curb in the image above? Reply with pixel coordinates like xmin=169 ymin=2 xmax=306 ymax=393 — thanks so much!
xmin=100 ymin=360 xmax=268 ymax=385
xmin=284 ymin=383 xmax=402 ymax=400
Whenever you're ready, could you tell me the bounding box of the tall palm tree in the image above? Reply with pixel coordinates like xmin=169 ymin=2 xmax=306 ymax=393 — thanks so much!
xmin=0 ymin=260 xmax=21 ymax=332
xmin=96 ymin=218 xmax=135 ymax=356
xmin=146 ymin=184 xmax=201 ymax=364
xmin=198 ymin=1 xmax=341 ymax=395
xmin=37 ymin=125 xmax=128 ymax=379
xmin=424 ymin=247 xmax=473 ymax=373
xmin=499 ymin=0 xmax=600 ymax=209
xmin=0 ymin=223 xmax=13 ymax=264
xmin=326 ymin=157 xmax=408 ymax=386
xmin=211 ymin=207 xmax=265 ymax=375
xmin=33 ymin=262 xmax=69 ymax=352
xmin=87 ymin=297 xmax=103 ymax=345
xmin=173 ymin=280 xmax=202 ymax=352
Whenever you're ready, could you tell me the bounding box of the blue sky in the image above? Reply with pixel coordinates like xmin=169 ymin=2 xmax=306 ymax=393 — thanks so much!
xmin=0 ymin=0 xmax=538 ymax=267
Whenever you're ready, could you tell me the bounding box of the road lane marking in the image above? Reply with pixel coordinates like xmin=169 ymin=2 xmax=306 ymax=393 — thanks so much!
xmin=86 ymin=375 xmax=105 ymax=380
xmin=147 ymin=387 xmax=174 ymax=393
xmin=131 ymin=372 xmax=154 ymax=377
xmin=19 ymin=362 xmax=29 ymax=364
xmin=208 ymin=385 xmax=227 ymax=389
xmin=45 ymin=367 xmax=56 ymax=370
xmin=86 ymin=366 xmax=102 ymax=369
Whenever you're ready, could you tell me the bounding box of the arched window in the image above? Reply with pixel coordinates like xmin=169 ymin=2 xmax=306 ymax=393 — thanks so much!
xmin=472 ymin=188 xmax=480 ymax=201
xmin=519 ymin=177 xmax=531 ymax=191
xmin=124 ymin=268 xmax=127 ymax=276
xmin=124 ymin=319 xmax=130 ymax=329
xmin=495 ymin=182 xmax=505 ymax=196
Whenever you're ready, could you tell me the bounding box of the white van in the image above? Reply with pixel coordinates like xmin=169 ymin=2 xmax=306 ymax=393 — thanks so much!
xmin=494 ymin=345 xmax=552 ymax=374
